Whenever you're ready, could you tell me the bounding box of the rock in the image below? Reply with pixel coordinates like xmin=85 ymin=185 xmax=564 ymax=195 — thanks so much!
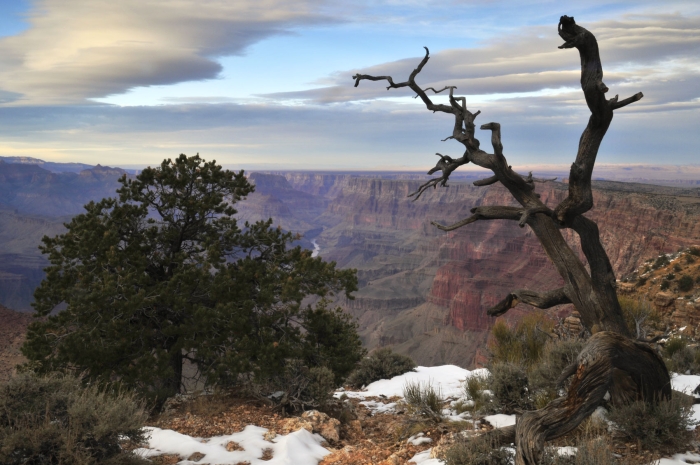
xmin=186 ymin=452 xmax=206 ymax=462
xmin=301 ymin=410 xmax=341 ymax=443
xmin=655 ymin=292 xmax=676 ymax=308
xmin=278 ymin=417 xmax=313 ymax=435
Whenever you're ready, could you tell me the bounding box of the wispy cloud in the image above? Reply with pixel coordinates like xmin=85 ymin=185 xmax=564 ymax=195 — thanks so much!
xmin=0 ymin=0 xmax=337 ymax=105
xmin=261 ymin=13 xmax=700 ymax=113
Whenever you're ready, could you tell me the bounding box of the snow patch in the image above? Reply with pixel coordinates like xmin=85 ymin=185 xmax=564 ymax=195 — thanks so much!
xmin=135 ymin=425 xmax=329 ymax=465
xmin=483 ymin=414 xmax=516 ymax=428
xmin=338 ymin=366 xmax=488 ymax=400
xmin=407 ymin=448 xmax=443 ymax=465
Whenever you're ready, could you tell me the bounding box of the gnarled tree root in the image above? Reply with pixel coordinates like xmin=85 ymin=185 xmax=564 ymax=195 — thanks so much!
xmin=484 ymin=331 xmax=671 ymax=465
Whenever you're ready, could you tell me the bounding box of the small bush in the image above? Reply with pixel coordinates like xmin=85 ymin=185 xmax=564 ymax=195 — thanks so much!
xmin=403 ymin=380 xmax=443 ymax=421
xmin=664 ymin=337 xmax=688 ymax=358
xmin=460 ymin=374 xmax=490 ymax=413
xmin=608 ymin=394 xmax=699 ymax=452
xmin=542 ymin=436 xmax=617 ymax=465
xmin=685 ymin=254 xmax=696 ymax=264
xmin=635 ymin=276 xmax=648 ymax=286
xmin=441 ymin=434 xmax=514 ymax=465
xmin=529 ymin=338 xmax=584 ymax=394
xmin=488 ymin=362 xmax=531 ymax=413
xmin=253 ymin=360 xmax=336 ymax=412
xmin=678 ymin=275 xmax=694 ymax=292
xmin=664 ymin=272 xmax=675 ymax=281
xmin=690 ymin=247 xmax=700 ymax=257
xmin=674 ymin=263 xmax=683 ymax=272
xmin=489 ymin=312 xmax=554 ymax=367
xmin=345 ymin=348 xmax=415 ymax=388
xmin=660 ymin=280 xmax=670 ymax=290
xmin=653 ymin=255 xmax=670 ymax=269
xmin=0 ymin=373 xmax=148 ymax=465
xmin=619 ymin=296 xmax=658 ymax=339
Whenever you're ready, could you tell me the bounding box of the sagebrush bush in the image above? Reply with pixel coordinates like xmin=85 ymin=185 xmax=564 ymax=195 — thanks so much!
xmin=664 ymin=337 xmax=689 ymax=358
xmin=459 ymin=374 xmax=490 ymax=413
xmin=665 ymin=344 xmax=700 ymax=374
xmin=403 ymin=380 xmax=443 ymax=421
xmin=541 ymin=436 xmax=617 ymax=465
xmin=441 ymin=434 xmax=514 ymax=465
xmin=0 ymin=373 xmax=148 ymax=465
xmin=488 ymin=362 xmax=531 ymax=413
xmin=345 ymin=347 xmax=415 ymax=388
xmin=607 ymin=394 xmax=698 ymax=451
xmin=489 ymin=312 xmax=554 ymax=367
xmin=529 ymin=338 xmax=584 ymax=394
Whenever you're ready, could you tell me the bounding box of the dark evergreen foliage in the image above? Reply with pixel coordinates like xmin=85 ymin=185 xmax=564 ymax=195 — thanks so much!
xmin=21 ymin=154 xmax=362 ymax=407
xmin=345 ymin=347 xmax=415 ymax=388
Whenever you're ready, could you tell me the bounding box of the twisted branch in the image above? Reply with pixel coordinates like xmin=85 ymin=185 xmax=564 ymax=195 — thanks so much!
xmin=487 ymin=287 xmax=571 ymax=317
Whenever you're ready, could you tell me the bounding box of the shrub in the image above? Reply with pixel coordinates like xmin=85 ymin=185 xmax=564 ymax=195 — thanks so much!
xmin=441 ymin=434 xmax=514 ymax=465
xmin=253 ymin=360 xmax=336 ymax=412
xmin=403 ymin=380 xmax=443 ymax=421
xmin=664 ymin=337 xmax=688 ymax=358
xmin=541 ymin=436 xmax=617 ymax=465
xmin=529 ymin=338 xmax=584 ymax=394
xmin=674 ymin=263 xmax=683 ymax=272
xmin=489 ymin=312 xmax=554 ymax=367
xmin=678 ymin=275 xmax=694 ymax=292
xmin=690 ymin=247 xmax=700 ymax=257
xmin=653 ymin=255 xmax=670 ymax=269
xmin=619 ymin=296 xmax=658 ymax=339
xmin=345 ymin=347 xmax=415 ymax=388
xmin=488 ymin=362 xmax=531 ymax=413
xmin=459 ymin=374 xmax=490 ymax=413
xmin=635 ymin=276 xmax=647 ymax=286
xmin=660 ymin=280 xmax=670 ymax=290
xmin=607 ymin=394 xmax=698 ymax=451
xmin=0 ymin=373 xmax=148 ymax=465
xmin=664 ymin=272 xmax=675 ymax=281
xmin=685 ymin=254 xmax=696 ymax=264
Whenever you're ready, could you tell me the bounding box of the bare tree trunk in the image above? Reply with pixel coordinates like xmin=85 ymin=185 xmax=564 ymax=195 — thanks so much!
xmin=353 ymin=15 xmax=668 ymax=464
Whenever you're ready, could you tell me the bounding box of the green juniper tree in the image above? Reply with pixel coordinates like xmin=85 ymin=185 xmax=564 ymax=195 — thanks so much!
xmin=21 ymin=154 xmax=362 ymax=406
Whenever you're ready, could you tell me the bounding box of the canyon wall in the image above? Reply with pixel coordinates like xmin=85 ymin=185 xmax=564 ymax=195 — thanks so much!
xmin=278 ymin=174 xmax=700 ymax=367
xmin=3 ymin=162 xmax=700 ymax=368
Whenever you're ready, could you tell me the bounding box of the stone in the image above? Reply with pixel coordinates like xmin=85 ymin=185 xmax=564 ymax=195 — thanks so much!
xmin=186 ymin=452 xmax=206 ymax=462
xmin=301 ymin=410 xmax=341 ymax=443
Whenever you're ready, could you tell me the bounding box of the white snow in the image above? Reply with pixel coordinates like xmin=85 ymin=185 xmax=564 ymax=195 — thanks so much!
xmin=134 ymin=425 xmax=330 ymax=465
xmin=311 ymin=240 xmax=320 ymax=258
xmin=339 ymin=365 xmax=489 ymax=400
xmin=671 ymin=373 xmax=700 ymax=396
xmin=483 ymin=413 xmax=517 ymax=428
xmin=657 ymin=452 xmax=700 ymax=464
xmin=407 ymin=449 xmax=443 ymax=465
xmin=407 ymin=432 xmax=433 ymax=446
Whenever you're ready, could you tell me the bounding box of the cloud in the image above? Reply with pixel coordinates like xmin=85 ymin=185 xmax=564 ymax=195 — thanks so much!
xmin=261 ymin=12 xmax=700 ymax=112
xmin=0 ymin=0 xmax=337 ymax=105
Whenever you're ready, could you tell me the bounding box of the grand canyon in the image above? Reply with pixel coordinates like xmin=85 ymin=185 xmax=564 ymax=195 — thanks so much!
xmin=3 ymin=156 xmax=699 ymax=369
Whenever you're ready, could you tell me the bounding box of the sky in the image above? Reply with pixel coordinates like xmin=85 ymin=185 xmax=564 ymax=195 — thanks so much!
xmin=0 ymin=0 xmax=698 ymax=173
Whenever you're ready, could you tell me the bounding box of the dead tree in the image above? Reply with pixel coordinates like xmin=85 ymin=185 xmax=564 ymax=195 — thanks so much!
xmin=353 ymin=16 xmax=670 ymax=465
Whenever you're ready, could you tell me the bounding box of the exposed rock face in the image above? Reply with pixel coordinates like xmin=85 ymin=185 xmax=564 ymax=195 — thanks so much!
xmin=279 ymin=174 xmax=700 ymax=366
